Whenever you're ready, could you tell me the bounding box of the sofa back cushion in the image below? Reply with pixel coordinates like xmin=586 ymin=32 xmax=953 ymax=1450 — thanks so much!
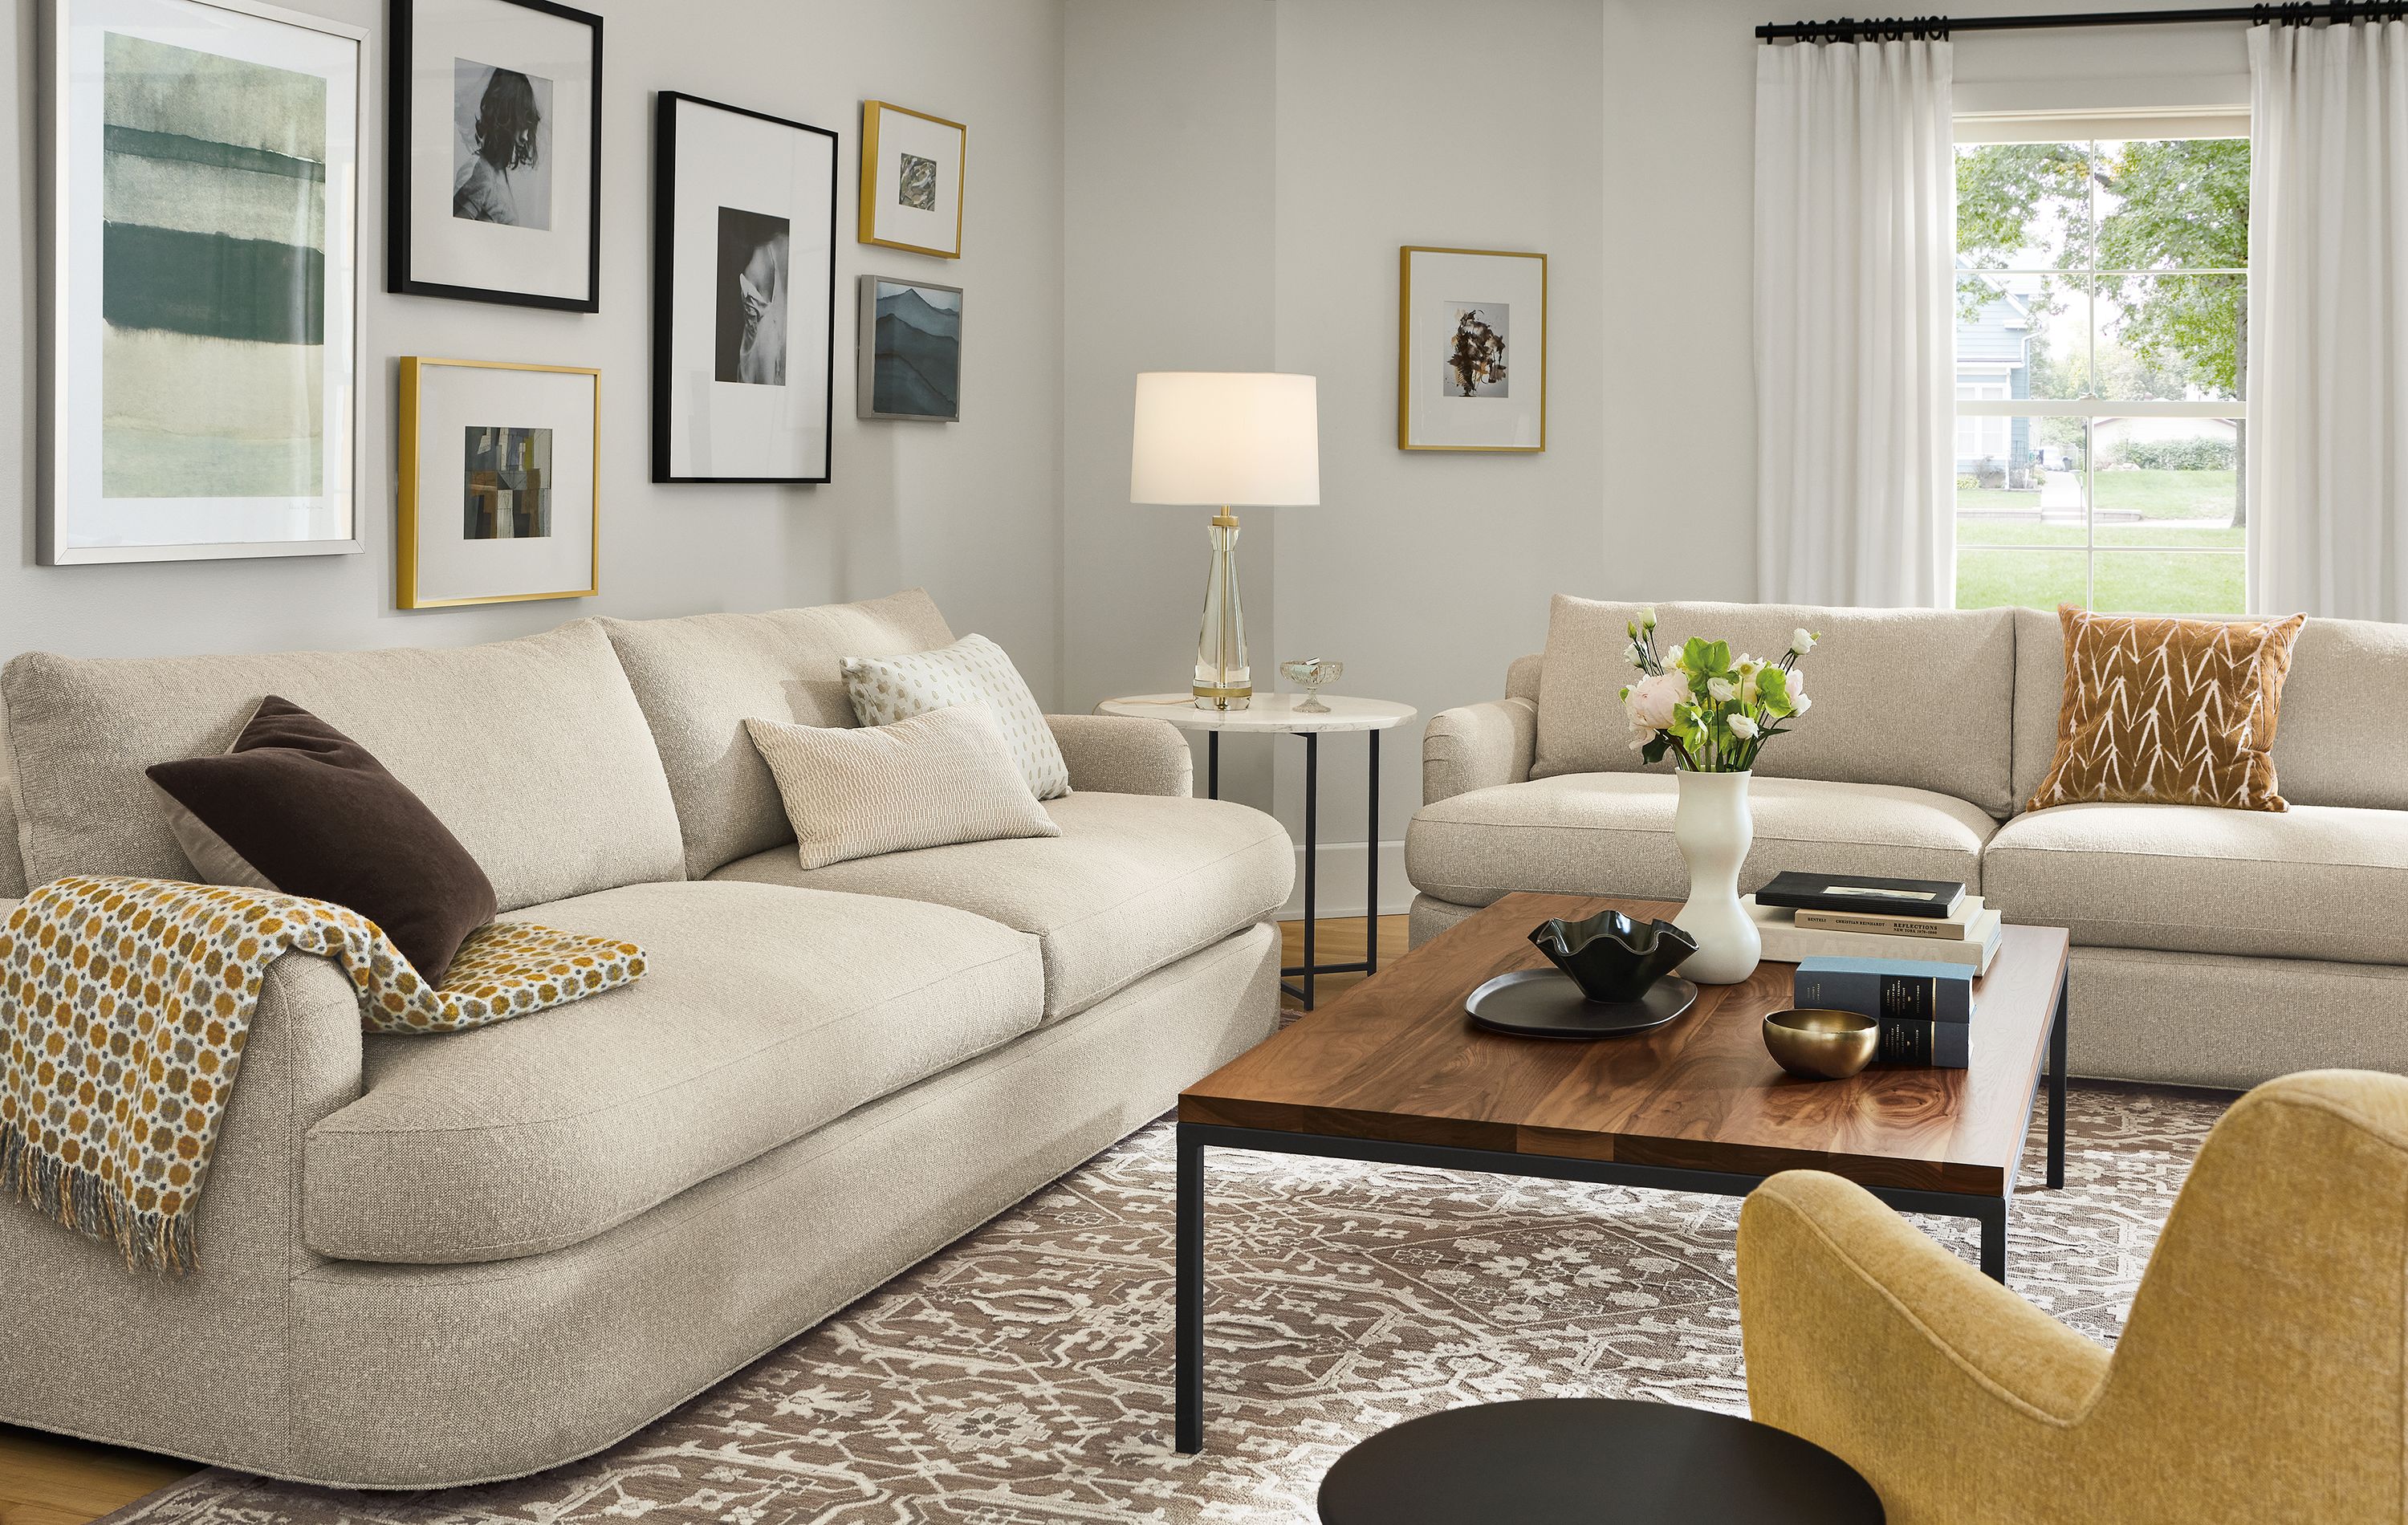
xmin=599 ymin=588 xmax=956 ymax=878
xmin=0 ymin=620 xmax=684 ymax=911
xmin=2011 ymin=605 xmax=2408 ymax=812
xmin=0 ymin=706 xmax=25 ymax=898
xmin=1533 ymin=596 xmax=2020 ymax=816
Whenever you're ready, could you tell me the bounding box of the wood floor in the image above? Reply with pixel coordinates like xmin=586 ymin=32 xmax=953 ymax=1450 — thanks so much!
xmin=0 ymin=915 xmax=1412 ymax=1525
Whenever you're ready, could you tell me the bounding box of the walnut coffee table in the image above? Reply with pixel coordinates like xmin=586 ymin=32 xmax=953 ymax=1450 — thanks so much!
xmin=1173 ymin=892 xmax=2069 ymax=1454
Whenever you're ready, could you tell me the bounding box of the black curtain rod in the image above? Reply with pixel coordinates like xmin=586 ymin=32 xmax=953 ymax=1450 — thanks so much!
xmin=1759 ymin=2 xmax=2406 ymax=43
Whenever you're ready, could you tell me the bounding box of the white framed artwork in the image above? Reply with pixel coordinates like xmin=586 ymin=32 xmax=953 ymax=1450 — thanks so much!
xmin=45 ymin=0 xmax=365 ymax=563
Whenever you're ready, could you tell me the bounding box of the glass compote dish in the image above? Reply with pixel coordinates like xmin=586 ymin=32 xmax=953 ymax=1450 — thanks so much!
xmin=1279 ymin=658 xmax=1343 ymax=713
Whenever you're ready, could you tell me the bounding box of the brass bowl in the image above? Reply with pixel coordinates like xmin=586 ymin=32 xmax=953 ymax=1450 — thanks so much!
xmin=1763 ymin=1008 xmax=1879 ymax=1080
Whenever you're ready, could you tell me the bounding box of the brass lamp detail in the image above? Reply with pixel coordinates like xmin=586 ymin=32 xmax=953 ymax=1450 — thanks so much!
xmin=1130 ymin=372 xmax=1320 ymax=710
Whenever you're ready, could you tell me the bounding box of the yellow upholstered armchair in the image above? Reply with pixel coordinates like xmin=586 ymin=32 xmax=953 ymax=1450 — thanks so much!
xmin=1738 ymin=1069 xmax=2408 ymax=1525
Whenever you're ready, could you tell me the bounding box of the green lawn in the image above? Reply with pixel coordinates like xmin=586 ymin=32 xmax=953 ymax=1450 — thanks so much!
xmin=1956 ymin=469 xmax=2237 ymax=519
xmin=1956 ymin=547 xmax=2244 ymax=615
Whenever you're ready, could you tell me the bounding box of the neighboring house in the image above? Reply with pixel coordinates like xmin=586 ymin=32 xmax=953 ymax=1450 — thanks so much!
xmin=1954 ymin=264 xmax=2034 ymax=479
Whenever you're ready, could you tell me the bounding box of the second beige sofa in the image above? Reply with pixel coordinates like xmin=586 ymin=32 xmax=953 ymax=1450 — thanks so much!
xmin=1405 ymin=596 xmax=2408 ymax=1089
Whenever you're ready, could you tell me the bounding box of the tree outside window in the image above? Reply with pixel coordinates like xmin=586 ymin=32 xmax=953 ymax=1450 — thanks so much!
xmin=1951 ymin=132 xmax=2248 ymax=616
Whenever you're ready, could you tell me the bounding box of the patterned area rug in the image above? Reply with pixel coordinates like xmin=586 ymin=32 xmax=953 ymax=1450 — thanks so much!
xmin=107 ymin=1081 xmax=2224 ymax=1525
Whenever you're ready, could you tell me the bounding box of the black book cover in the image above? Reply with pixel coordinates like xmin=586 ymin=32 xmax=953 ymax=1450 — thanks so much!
xmin=1755 ymin=871 xmax=1967 ymax=920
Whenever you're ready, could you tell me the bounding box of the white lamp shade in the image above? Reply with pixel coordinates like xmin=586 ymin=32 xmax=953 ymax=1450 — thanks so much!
xmin=1129 ymin=372 xmax=1320 ymax=506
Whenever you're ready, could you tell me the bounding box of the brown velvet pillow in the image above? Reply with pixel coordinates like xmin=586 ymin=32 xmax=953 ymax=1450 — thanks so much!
xmin=144 ymin=697 xmax=498 ymax=981
xmin=2028 ymin=605 xmax=2308 ymax=814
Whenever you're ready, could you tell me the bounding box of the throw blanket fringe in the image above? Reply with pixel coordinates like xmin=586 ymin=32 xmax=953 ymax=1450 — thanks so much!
xmin=2 ymin=876 xmax=644 ymax=1274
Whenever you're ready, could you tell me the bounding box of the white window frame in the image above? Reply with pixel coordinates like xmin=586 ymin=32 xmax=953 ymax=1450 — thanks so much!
xmin=1952 ymin=108 xmax=2249 ymax=613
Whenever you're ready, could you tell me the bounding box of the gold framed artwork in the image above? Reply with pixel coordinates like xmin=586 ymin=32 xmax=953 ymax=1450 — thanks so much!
xmin=1397 ymin=246 xmax=1547 ymax=453
xmin=858 ymin=100 xmax=965 ymax=258
xmin=397 ymin=357 xmax=599 ymax=608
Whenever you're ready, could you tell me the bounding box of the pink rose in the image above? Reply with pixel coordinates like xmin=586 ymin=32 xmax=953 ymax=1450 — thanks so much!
xmin=1624 ymin=671 xmax=1687 ymax=731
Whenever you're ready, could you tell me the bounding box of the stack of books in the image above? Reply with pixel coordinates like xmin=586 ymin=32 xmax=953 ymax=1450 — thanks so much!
xmin=1745 ymin=873 xmax=1995 ymax=1070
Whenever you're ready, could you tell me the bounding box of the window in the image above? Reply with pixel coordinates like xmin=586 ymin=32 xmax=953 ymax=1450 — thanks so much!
xmin=1953 ymin=127 xmax=2249 ymax=615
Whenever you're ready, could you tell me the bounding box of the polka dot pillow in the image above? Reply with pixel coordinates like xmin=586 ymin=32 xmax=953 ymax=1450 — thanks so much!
xmin=841 ymin=634 xmax=1070 ymax=799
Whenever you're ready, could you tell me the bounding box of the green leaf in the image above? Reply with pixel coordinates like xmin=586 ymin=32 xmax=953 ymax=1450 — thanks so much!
xmin=1641 ymin=735 xmax=1670 ymax=766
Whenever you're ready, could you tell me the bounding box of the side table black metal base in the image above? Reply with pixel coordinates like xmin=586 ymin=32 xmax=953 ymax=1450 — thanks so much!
xmin=1206 ymin=727 xmax=1379 ymax=1010
xmin=1316 ymin=1397 xmax=1884 ymax=1523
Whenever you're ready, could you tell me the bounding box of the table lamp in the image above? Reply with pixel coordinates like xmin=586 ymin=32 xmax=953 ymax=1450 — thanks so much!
xmin=1129 ymin=372 xmax=1320 ymax=710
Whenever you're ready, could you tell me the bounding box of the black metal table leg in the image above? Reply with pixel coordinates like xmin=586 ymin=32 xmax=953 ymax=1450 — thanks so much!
xmin=1300 ymin=733 xmax=1318 ymax=1009
xmin=1206 ymin=731 xmax=1219 ymax=802
xmin=2048 ymin=968 xmax=2068 ymax=1190
xmin=1364 ymin=730 xmax=1380 ymax=978
xmin=1976 ymin=1197 xmax=2008 ymax=1283
xmin=1175 ymin=1124 xmax=1204 ymax=1454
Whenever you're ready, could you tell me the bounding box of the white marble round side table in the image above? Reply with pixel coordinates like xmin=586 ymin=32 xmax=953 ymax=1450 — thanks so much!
xmin=1096 ymin=693 xmax=1417 ymax=1009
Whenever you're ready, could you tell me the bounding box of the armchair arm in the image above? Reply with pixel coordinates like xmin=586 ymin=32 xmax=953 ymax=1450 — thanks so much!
xmin=1048 ymin=714 xmax=1193 ymax=797
xmin=1739 ymin=1172 xmax=2109 ymax=1525
xmin=1421 ymin=697 xmax=1536 ymax=805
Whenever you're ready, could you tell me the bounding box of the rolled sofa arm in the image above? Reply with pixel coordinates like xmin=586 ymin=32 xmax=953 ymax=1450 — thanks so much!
xmin=1738 ymin=1171 xmax=2109 ymax=1524
xmin=1422 ymin=697 xmax=1537 ymax=805
xmin=1049 ymin=714 xmax=1193 ymax=797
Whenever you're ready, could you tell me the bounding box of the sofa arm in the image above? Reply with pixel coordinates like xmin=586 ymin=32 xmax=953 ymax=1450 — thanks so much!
xmin=1421 ymin=697 xmax=1536 ymax=805
xmin=1049 ymin=714 xmax=1193 ymax=797
xmin=1739 ymin=1171 xmax=2109 ymax=1524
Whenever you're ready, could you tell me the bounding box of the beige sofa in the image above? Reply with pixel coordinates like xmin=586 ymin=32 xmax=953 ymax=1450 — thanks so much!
xmin=1406 ymin=596 xmax=2408 ymax=1089
xmin=0 ymin=589 xmax=1291 ymax=1488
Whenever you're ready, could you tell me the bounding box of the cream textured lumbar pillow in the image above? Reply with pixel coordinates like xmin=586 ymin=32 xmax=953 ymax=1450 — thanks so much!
xmin=746 ymin=705 xmax=1061 ymax=870
xmin=841 ymin=633 xmax=1070 ymax=799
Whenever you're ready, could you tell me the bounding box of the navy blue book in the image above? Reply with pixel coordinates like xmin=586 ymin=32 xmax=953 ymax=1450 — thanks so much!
xmin=1875 ymin=1018 xmax=1969 ymax=1068
xmin=1795 ymin=955 xmax=1974 ymax=1024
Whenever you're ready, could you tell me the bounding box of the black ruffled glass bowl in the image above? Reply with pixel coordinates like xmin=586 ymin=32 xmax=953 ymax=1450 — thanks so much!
xmin=1527 ymin=909 xmax=1699 ymax=1003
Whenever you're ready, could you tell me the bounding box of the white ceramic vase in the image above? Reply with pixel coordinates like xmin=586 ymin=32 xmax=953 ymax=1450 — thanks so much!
xmin=1670 ymin=769 xmax=1761 ymax=984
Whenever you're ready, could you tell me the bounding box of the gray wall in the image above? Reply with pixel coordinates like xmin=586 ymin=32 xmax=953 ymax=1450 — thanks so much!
xmin=3 ymin=0 xmax=1067 ymax=699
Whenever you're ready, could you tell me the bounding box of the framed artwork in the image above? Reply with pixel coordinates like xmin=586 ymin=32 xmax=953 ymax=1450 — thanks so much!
xmin=43 ymin=0 xmax=364 ymax=564
xmin=856 ymin=276 xmax=960 ymax=421
xmin=397 ymin=356 xmax=597 ymax=608
xmin=1397 ymin=246 xmax=1548 ymax=453
xmin=387 ymin=0 xmax=601 ymax=311
xmin=858 ymin=100 xmax=963 ymax=258
xmin=652 ymin=92 xmax=837 ymax=484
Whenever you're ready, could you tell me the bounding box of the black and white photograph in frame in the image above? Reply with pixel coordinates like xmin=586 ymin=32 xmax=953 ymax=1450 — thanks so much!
xmin=859 ymin=100 xmax=964 ymax=258
xmin=653 ymin=91 xmax=836 ymax=483
xmin=44 ymin=0 xmax=365 ymax=564
xmin=388 ymin=0 xmax=600 ymax=310
xmin=1397 ymin=245 xmax=1548 ymax=453
xmin=397 ymin=356 xmax=597 ymax=608
xmin=856 ymin=275 xmax=960 ymax=421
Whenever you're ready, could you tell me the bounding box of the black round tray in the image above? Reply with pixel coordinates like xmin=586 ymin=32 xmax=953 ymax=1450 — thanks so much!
xmin=1465 ymin=968 xmax=1698 ymax=1039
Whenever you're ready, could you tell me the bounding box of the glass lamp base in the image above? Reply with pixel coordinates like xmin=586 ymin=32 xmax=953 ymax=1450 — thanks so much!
xmin=1194 ymin=511 xmax=1248 ymax=711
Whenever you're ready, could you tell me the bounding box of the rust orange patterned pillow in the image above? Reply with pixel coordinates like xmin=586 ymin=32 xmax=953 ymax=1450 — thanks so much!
xmin=2029 ymin=605 xmax=2307 ymax=813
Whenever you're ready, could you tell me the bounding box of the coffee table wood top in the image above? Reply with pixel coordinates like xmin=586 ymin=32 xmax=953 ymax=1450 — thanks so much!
xmin=1181 ymin=893 xmax=2069 ymax=1196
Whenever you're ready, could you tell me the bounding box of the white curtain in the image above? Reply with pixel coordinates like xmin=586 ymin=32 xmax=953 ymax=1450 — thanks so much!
xmin=2247 ymin=22 xmax=2408 ymax=622
xmin=1754 ymin=39 xmax=1954 ymax=608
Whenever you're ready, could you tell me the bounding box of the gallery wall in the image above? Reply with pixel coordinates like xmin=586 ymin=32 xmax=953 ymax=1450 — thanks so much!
xmin=1 ymin=0 xmax=1068 ymax=690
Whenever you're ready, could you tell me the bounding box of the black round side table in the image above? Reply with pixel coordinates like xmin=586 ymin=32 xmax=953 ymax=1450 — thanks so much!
xmin=1316 ymin=1398 xmax=1884 ymax=1524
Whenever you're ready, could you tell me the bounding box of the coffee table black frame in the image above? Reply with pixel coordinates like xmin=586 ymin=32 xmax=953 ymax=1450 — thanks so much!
xmin=1173 ymin=972 xmax=2067 ymax=1454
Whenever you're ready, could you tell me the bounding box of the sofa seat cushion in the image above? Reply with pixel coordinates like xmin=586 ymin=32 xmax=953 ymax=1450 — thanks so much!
xmin=303 ymin=880 xmax=1043 ymax=1265
xmin=1405 ymin=773 xmax=1996 ymax=908
xmin=710 ymin=791 xmax=1293 ymax=1020
xmin=1983 ymin=803 xmax=2408 ymax=966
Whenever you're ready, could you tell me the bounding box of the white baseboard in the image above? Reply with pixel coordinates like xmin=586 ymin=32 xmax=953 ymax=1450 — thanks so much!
xmin=1276 ymin=840 xmax=1413 ymax=919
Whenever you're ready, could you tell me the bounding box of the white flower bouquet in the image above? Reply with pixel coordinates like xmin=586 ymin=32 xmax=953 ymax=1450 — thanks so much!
xmin=1617 ymin=608 xmax=1816 ymax=772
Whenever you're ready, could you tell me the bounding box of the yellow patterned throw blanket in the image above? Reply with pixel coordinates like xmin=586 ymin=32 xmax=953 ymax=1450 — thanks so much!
xmin=2 ymin=876 xmax=645 ymax=1273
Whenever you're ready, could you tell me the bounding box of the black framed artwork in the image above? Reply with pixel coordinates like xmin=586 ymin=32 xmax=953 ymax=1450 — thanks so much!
xmin=651 ymin=92 xmax=837 ymax=484
xmin=388 ymin=0 xmax=602 ymax=311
